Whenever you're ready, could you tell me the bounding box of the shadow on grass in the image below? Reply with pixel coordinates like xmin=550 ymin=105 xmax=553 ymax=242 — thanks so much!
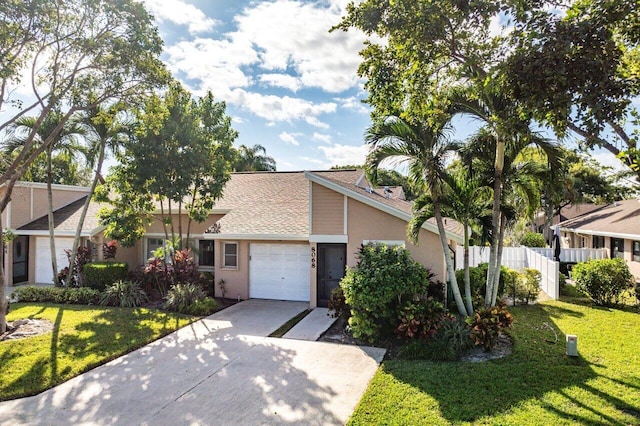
xmin=373 ymin=302 xmax=638 ymax=424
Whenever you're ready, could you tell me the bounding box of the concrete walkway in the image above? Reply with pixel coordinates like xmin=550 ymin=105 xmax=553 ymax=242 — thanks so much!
xmin=0 ymin=299 xmax=385 ymax=425
xmin=283 ymin=307 xmax=337 ymax=341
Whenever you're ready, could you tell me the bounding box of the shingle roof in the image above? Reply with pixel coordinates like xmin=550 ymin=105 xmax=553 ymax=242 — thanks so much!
xmin=17 ymin=197 xmax=104 ymax=234
xmin=559 ymin=199 xmax=640 ymax=237
xmin=212 ymin=171 xmax=309 ymax=237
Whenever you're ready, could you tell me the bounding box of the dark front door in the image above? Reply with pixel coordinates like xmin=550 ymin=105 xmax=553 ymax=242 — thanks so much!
xmin=12 ymin=236 xmax=29 ymax=284
xmin=317 ymin=243 xmax=346 ymax=308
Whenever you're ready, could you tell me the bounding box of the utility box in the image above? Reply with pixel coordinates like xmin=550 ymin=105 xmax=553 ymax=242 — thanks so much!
xmin=566 ymin=334 xmax=578 ymax=357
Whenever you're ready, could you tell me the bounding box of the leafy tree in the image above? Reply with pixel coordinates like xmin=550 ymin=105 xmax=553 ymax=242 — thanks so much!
xmin=16 ymin=152 xmax=91 ymax=185
xmin=365 ymin=116 xmax=470 ymax=317
xmin=97 ymin=82 xmax=237 ymax=262
xmin=0 ymin=0 xmax=167 ymax=332
xmin=233 ymin=144 xmax=276 ymax=171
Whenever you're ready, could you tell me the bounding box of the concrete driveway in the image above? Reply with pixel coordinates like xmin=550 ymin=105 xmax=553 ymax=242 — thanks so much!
xmin=0 ymin=300 xmax=385 ymax=425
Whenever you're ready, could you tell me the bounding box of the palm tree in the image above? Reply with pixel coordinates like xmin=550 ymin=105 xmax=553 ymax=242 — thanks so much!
xmin=6 ymin=111 xmax=85 ymax=285
xmin=365 ymin=116 xmax=469 ymax=317
xmin=233 ymin=144 xmax=276 ymax=171
xmin=67 ymin=103 xmax=130 ymax=285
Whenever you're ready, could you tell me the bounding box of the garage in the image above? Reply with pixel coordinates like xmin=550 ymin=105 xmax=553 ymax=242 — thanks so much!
xmin=35 ymin=237 xmax=74 ymax=284
xmin=249 ymin=243 xmax=310 ymax=301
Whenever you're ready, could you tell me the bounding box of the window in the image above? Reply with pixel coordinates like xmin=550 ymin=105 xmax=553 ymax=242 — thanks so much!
xmin=198 ymin=240 xmax=215 ymax=268
xmin=611 ymin=238 xmax=625 ymax=259
xmin=592 ymin=235 xmax=605 ymax=249
xmin=223 ymin=242 xmax=238 ymax=268
xmin=633 ymin=241 xmax=640 ymax=262
xmin=146 ymin=238 xmax=165 ymax=261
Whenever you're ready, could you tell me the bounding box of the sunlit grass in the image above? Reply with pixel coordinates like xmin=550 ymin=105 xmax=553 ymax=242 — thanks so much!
xmin=348 ymin=300 xmax=640 ymax=425
xmin=0 ymin=303 xmax=196 ymax=401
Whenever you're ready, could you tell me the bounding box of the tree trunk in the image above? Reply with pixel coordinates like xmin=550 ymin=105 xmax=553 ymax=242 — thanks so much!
xmin=46 ymin=147 xmax=59 ymax=286
xmin=0 ymin=176 xmax=22 ymax=333
xmin=491 ymin=213 xmax=507 ymax=305
xmin=68 ymin=141 xmax=106 ymax=287
xmin=463 ymin=222 xmax=474 ymax=315
xmin=485 ymin=136 xmax=505 ymax=307
xmin=434 ymin=203 xmax=468 ymax=317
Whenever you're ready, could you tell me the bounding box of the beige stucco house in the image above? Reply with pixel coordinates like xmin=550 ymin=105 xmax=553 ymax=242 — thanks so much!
xmin=559 ymin=199 xmax=640 ymax=280
xmin=3 ymin=169 xmax=463 ymax=308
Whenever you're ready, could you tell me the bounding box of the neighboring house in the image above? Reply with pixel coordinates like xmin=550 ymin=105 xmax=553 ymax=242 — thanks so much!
xmin=2 ymin=169 xmax=463 ymax=308
xmin=533 ymin=203 xmax=603 ymax=236
xmin=559 ymin=199 xmax=640 ymax=279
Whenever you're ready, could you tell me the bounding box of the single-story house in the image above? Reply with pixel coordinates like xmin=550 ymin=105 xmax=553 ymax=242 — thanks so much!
xmin=2 ymin=169 xmax=463 ymax=308
xmin=533 ymin=203 xmax=603 ymax=237
xmin=559 ymin=199 xmax=640 ymax=280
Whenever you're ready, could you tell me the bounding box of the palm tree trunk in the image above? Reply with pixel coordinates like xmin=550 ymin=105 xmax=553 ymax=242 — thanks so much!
xmin=463 ymin=222 xmax=474 ymax=315
xmin=485 ymin=137 xmax=505 ymax=307
xmin=68 ymin=141 xmax=106 ymax=287
xmin=434 ymin=203 xmax=468 ymax=317
xmin=46 ymin=147 xmax=59 ymax=286
xmin=491 ymin=213 xmax=507 ymax=304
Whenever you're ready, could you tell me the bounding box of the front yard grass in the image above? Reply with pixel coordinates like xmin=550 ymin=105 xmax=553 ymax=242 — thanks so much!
xmin=349 ymin=300 xmax=640 ymax=425
xmin=0 ymin=303 xmax=196 ymax=401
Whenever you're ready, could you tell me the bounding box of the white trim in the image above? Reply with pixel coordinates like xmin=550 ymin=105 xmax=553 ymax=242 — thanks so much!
xmin=560 ymin=228 xmax=640 ymax=241
xmin=309 ymin=234 xmax=348 ymax=243
xmin=308 ymin=180 xmax=313 ymax=235
xmin=202 ymin=233 xmax=308 ymax=241
xmin=7 ymin=180 xmax=93 ymax=192
xmin=305 ymin=171 xmax=464 ymax=244
xmin=343 ymin=195 xmax=348 ymax=235
xmin=354 ymin=170 xmax=365 ymax=187
xmin=363 ymin=239 xmax=405 ymax=247
xmin=30 ymin=187 xmax=34 ymax=219
xmin=13 ymin=230 xmax=92 ymax=237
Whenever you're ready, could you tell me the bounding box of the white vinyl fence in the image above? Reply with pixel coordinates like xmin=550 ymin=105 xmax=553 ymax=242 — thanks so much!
xmin=454 ymin=246 xmax=608 ymax=300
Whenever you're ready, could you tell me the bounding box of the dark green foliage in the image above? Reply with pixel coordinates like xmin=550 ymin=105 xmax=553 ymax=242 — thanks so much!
xmin=572 ymin=258 xmax=634 ymax=306
xmin=164 ymin=283 xmax=218 ymax=315
xmin=454 ymin=263 xmax=513 ymax=307
xmin=520 ymin=232 xmax=546 ymax=248
xmin=400 ymin=315 xmax=474 ymax=361
xmin=13 ymin=286 xmax=101 ymax=305
xmin=327 ymin=286 xmax=349 ymax=319
xmin=395 ymin=300 xmax=446 ymax=340
xmin=99 ymin=280 xmax=147 ymax=308
xmin=341 ymin=243 xmax=435 ymax=342
xmin=83 ymin=262 xmax=129 ymax=291
xmin=466 ymin=304 xmax=513 ymax=350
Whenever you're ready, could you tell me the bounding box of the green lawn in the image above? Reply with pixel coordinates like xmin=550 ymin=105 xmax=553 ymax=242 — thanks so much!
xmin=349 ymin=300 xmax=640 ymax=425
xmin=0 ymin=303 xmax=196 ymax=401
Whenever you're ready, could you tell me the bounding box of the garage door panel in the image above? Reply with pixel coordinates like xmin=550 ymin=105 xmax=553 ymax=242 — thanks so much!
xmin=250 ymin=243 xmax=310 ymax=302
xmin=35 ymin=237 xmax=74 ymax=284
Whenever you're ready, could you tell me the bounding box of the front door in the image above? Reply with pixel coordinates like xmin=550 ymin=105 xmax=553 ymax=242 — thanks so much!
xmin=317 ymin=243 xmax=346 ymax=308
xmin=12 ymin=236 xmax=29 ymax=284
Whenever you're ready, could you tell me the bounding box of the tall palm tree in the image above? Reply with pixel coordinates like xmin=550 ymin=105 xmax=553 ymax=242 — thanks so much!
xmin=67 ymin=103 xmax=130 ymax=284
xmin=365 ymin=116 xmax=469 ymax=317
xmin=233 ymin=144 xmax=276 ymax=171
xmin=6 ymin=111 xmax=85 ymax=285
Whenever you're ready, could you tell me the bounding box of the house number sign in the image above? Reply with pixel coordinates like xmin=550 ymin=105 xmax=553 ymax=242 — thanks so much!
xmin=311 ymin=247 xmax=316 ymax=269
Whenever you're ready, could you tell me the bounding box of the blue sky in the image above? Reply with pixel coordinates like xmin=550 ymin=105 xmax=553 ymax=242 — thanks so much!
xmin=141 ymin=0 xmax=378 ymax=171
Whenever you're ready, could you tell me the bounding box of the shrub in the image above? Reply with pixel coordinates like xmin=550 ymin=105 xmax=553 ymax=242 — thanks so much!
xmin=102 ymin=240 xmax=118 ymax=259
xmin=341 ymin=243 xmax=435 ymax=342
xmin=327 ymin=286 xmax=349 ymax=318
xmin=454 ymin=263 xmax=513 ymax=307
xmin=505 ymin=268 xmax=540 ymax=305
xmin=13 ymin=286 xmax=101 ymax=305
xmin=164 ymin=282 xmax=217 ymax=315
xmin=58 ymin=246 xmax=93 ymax=287
xmin=521 ymin=232 xmax=546 ymax=248
xmin=467 ymin=304 xmax=513 ymax=350
xmin=83 ymin=262 xmax=129 ymax=291
xmin=572 ymin=258 xmax=634 ymax=306
xmin=138 ymin=249 xmax=199 ymax=297
xmin=398 ymin=316 xmax=473 ymax=361
xmin=395 ymin=300 xmax=446 ymax=340
xmin=100 ymin=280 xmax=147 ymax=308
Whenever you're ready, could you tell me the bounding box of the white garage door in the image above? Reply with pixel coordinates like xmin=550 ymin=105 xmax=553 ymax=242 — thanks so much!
xmin=35 ymin=237 xmax=74 ymax=284
xmin=250 ymin=243 xmax=310 ymax=301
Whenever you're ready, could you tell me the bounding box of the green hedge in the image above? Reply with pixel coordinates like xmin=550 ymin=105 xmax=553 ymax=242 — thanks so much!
xmin=572 ymin=258 xmax=634 ymax=306
xmin=13 ymin=286 xmax=101 ymax=304
xmin=83 ymin=262 xmax=129 ymax=291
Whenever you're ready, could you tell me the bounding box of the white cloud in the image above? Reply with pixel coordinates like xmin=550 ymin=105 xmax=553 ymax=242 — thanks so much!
xmin=227 ymin=89 xmax=335 ymax=127
xmin=280 ymin=131 xmax=302 ymax=146
xmin=335 ymin=96 xmax=370 ymax=114
xmin=313 ymin=133 xmax=333 ymax=144
xmin=144 ymin=0 xmax=218 ymax=34
xmin=259 ymin=73 xmax=303 ymax=92
xmin=591 ymin=150 xmax=626 ymax=172
xmin=302 ymin=156 xmax=325 ymax=166
xmin=319 ymin=143 xmax=370 ymax=167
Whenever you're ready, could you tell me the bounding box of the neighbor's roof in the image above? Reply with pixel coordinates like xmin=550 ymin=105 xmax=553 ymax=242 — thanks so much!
xmin=533 ymin=203 xmax=603 ymax=226
xmin=16 ymin=197 xmax=105 ymax=236
xmin=559 ymin=199 xmax=640 ymax=239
